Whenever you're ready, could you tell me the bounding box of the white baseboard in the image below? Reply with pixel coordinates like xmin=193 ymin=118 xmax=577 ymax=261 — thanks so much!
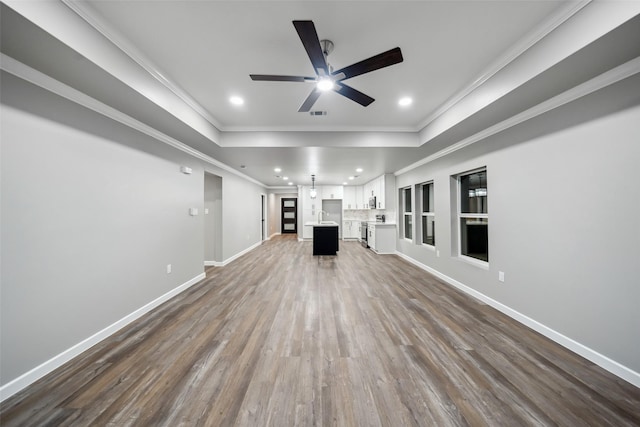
xmin=268 ymin=232 xmax=281 ymax=240
xmin=0 ymin=272 xmax=206 ymax=402
xmin=394 ymin=251 xmax=640 ymax=388
xmin=218 ymin=241 xmax=262 ymax=267
xmin=203 ymin=241 xmax=263 ymax=268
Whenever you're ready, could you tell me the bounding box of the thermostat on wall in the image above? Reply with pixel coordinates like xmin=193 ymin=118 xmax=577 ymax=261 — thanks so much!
xmin=189 ymin=207 xmax=199 ymax=216
xmin=180 ymin=166 xmax=193 ymax=174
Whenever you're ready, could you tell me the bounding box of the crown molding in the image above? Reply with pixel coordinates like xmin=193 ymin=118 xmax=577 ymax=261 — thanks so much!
xmin=61 ymin=0 xmax=223 ymax=132
xmin=1 ymin=53 xmax=265 ymax=188
xmin=395 ymin=56 xmax=640 ymax=177
xmin=220 ymin=125 xmax=420 ymax=134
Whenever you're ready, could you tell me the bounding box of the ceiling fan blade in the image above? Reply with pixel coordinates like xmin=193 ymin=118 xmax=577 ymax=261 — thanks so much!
xmin=298 ymin=88 xmax=322 ymax=112
xmin=250 ymin=74 xmax=316 ymax=82
xmin=332 ymin=47 xmax=403 ymax=81
xmin=293 ymin=20 xmax=329 ymax=76
xmin=334 ymin=82 xmax=375 ymax=107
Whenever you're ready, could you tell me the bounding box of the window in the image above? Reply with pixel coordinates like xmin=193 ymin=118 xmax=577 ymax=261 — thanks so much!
xmin=421 ymin=182 xmax=435 ymax=246
xmin=402 ymin=187 xmax=412 ymax=240
xmin=459 ymin=169 xmax=488 ymax=262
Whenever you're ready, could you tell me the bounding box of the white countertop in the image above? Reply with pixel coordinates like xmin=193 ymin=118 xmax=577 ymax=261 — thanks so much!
xmin=304 ymin=221 xmax=339 ymax=227
xmin=367 ymin=221 xmax=396 ymax=226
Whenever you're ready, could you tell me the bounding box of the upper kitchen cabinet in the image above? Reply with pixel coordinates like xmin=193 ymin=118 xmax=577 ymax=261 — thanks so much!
xmin=322 ymin=185 xmax=343 ymax=200
xmin=343 ymin=186 xmax=357 ymax=209
xmin=364 ymin=174 xmax=396 ymax=210
xmin=343 ymin=186 xmax=365 ymax=209
xmin=355 ymin=186 xmax=364 ymax=209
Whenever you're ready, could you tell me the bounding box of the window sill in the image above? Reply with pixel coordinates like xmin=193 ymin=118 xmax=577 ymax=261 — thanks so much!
xmin=421 ymin=243 xmax=436 ymax=251
xmin=457 ymin=254 xmax=489 ymax=270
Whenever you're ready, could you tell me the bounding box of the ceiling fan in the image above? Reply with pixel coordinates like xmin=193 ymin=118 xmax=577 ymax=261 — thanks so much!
xmin=250 ymin=20 xmax=404 ymax=112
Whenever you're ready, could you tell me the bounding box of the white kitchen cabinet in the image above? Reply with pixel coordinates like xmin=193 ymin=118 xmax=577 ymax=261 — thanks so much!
xmin=343 ymin=186 xmax=357 ymax=209
xmin=322 ymin=185 xmax=343 ymax=200
xmin=342 ymin=220 xmax=360 ymax=239
xmin=303 ymin=224 xmax=314 ymax=239
xmin=363 ymin=181 xmax=374 ymax=208
xmin=355 ymin=186 xmax=364 ymax=209
xmin=363 ymin=174 xmax=396 ymax=210
xmin=368 ymin=223 xmax=396 ymax=254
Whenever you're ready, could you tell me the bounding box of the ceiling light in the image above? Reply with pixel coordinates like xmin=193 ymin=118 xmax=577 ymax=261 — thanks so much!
xmin=274 ymin=168 xmax=282 ymax=172
xmin=288 ymin=182 xmax=293 ymax=185
xmin=230 ymin=96 xmax=244 ymax=105
xmin=283 ymin=176 xmax=288 ymax=180
xmin=310 ymin=175 xmax=317 ymax=199
xmin=356 ymin=168 xmax=363 ymax=173
xmin=348 ymin=176 xmax=355 ymax=180
xmin=343 ymin=182 xmax=348 ymax=185
xmin=398 ymin=97 xmax=413 ymax=107
xmin=317 ymin=78 xmax=334 ymax=92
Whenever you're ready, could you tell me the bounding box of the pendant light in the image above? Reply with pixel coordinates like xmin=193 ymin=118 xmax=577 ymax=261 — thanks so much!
xmin=310 ymin=175 xmax=317 ymax=199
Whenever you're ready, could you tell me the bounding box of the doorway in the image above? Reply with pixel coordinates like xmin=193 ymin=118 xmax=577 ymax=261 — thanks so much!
xmin=261 ymin=194 xmax=266 ymax=241
xmin=204 ymin=173 xmax=222 ymax=265
xmin=281 ymin=198 xmax=297 ymax=234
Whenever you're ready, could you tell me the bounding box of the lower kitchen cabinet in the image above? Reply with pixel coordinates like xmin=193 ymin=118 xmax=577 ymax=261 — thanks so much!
xmin=342 ymin=220 xmax=360 ymax=240
xmin=368 ymin=223 xmax=396 ymax=254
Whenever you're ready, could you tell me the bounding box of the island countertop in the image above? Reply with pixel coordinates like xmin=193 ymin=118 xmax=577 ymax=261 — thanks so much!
xmin=305 ymin=221 xmax=339 ymax=227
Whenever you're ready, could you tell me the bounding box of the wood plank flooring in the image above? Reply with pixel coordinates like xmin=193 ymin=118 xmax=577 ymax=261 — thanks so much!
xmin=2 ymin=234 xmax=639 ymax=426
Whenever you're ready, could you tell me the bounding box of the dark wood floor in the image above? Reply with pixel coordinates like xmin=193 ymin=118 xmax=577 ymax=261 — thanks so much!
xmin=2 ymin=235 xmax=639 ymax=426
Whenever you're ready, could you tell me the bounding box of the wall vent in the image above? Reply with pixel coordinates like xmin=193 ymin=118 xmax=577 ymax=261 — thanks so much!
xmin=309 ymin=111 xmax=327 ymax=116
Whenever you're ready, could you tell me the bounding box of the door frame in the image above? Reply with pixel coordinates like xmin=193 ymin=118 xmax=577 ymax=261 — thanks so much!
xmin=261 ymin=194 xmax=267 ymax=241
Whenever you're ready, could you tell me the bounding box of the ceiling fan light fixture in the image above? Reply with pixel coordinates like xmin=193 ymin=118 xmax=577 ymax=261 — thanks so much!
xmin=317 ymin=77 xmax=334 ymax=92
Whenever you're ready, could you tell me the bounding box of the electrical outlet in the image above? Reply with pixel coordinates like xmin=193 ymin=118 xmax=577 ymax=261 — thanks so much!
xmin=498 ymin=271 xmax=505 ymax=282
xmin=167 ymin=264 xmax=172 ymax=274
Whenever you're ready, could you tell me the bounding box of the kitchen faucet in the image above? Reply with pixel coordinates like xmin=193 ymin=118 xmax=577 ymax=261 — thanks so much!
xmin=318 ymin=210 xmax=328 ymax=223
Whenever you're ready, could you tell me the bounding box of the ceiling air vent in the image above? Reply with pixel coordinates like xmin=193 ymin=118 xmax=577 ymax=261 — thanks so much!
xmin=309 ymin=111 xmax=327 ymax=116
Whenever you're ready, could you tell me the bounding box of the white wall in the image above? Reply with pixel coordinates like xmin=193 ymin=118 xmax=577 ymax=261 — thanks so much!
xmin=0 ymin=72 xmax=266 ymax=392
xmin=218 ymin=173 xmax=264 ymax=261
xmin=395 ymin=77 xmax=640 ymax=380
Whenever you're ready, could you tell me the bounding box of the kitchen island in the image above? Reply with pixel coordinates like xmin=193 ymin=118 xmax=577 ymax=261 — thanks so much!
xmin=305 ymin=221 xmax=339 ymax=255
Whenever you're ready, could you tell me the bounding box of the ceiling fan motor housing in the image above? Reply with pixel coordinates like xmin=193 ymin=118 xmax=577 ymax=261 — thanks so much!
xmin=320 ymin=39 xmax=334 ymax=57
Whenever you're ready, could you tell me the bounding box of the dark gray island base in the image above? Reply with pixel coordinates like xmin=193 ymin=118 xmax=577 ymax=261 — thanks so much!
xmin=312 ymin=225 xmax=339 ymax=255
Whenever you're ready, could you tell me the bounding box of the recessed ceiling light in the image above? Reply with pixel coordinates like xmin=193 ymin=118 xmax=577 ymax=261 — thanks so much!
xmin=348 ymin=176 xmax=355 ymax=180
xmin=288 ymin=182 xmax=293 ymax=186
xmin=274 ymin=167 xmax=282 ymax=172
xmin=398 ymin=97 xmax=413 ymax=107
xmin=283 ymin=176 xmax=288 ymax=180
xmin=230 ymin=96 xmax=244 ymax=106
xmin=343 ymin=182 xmax=348 ymax=185
xmin=356 ymin=168 xmax=363 ymax=173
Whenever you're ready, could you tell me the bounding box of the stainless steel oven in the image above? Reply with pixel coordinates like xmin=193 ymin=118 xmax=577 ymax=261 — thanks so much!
xmin=360 ymin=221 xmax=368 ymax=247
